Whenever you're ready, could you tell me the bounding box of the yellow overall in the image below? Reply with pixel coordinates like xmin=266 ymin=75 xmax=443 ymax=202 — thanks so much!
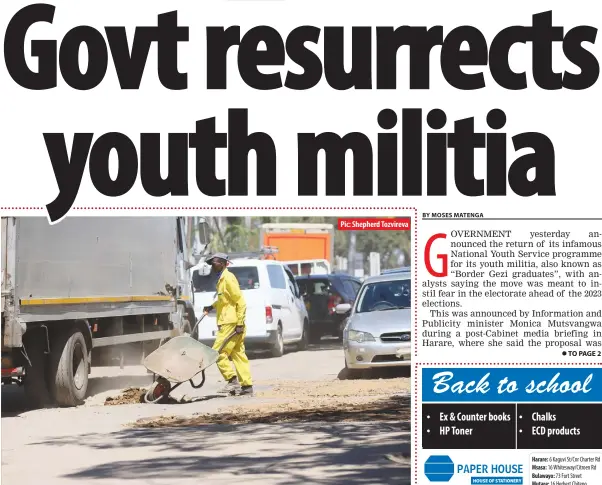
xmin=210 ymin=268 xmax=253 ymax=387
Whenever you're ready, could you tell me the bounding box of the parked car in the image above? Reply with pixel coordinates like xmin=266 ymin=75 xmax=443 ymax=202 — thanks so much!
xmin=295 ymin=274 xmax=362 ymax=343
xmin=191 ymin=258 xmax=309 ymax=357
xmin=380 ymin=266 xmax=411 ymax=276
xmin=336 ymin=272 xmax=411 ymax=378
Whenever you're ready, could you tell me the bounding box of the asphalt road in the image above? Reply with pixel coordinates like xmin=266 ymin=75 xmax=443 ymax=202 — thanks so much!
xmin=1 ymin=340 xmax=411 ymax=485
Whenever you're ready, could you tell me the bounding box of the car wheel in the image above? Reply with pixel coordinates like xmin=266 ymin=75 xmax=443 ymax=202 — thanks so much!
xmin=337 ymin=318 xmax=348 ymax=341
xmin=271 ymin=324 xmax=284 ymax=357
xmin=297 ymin=320 xmax=309 ymax=351
xmin=343 ymin=360 xmax=365 ymax=380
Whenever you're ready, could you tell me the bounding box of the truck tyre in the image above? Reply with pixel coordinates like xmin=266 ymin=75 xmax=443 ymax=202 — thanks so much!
xmin=178 ymin=305 xmax=198 ymax=340
xmin=49 ymin=328 xmax=89 ymax=407
xmin=181 ymin=320 xmax=192 ymax=336
xmin=182 ymin=310 xmax=199 ymax=340
xmin=23 ymin=332 xmax=51 ymax=409
xmin=271 ymin=324 xmax=284 ymax=358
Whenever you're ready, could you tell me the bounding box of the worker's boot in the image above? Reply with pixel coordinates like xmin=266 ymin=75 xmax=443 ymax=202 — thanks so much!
xmin=238 ymin=385 xmax=254 ymax=396
xmin=218 ymin=377 xmax=240 ymax=395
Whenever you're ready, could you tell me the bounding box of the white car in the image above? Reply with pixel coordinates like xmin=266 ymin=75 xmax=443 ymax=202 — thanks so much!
xmin=191 ymin=258 xmax=309 ymax=357
xmin=336 ymin=272 xmax=412 ymax=377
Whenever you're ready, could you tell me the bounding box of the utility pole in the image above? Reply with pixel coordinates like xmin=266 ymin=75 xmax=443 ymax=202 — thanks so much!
xmin=347 ymin=231 xmax=356 ymax=276
xmin=213 ymin=217 xmax=226 ymax=250
xmin=187 ymin=217 xmax=194 ymax=261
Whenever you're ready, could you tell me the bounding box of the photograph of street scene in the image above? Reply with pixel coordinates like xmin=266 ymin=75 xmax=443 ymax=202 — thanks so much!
xmin=1 ymin=215 xmax=412 ymax=485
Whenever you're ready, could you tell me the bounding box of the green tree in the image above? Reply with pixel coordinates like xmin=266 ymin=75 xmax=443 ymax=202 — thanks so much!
xmin=354 ymin=229 xmax=410 ymax=270
xmin=209 ymin=217 xmax=259 ymax=253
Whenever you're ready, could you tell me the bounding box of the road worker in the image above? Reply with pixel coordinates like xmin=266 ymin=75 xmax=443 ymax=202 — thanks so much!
xmin=202 ymin=253 xmax=254 ymax=396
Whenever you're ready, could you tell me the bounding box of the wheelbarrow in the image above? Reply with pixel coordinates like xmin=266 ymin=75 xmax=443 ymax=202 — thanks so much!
xmin=142 ymin=313 xmax=241 ymax=404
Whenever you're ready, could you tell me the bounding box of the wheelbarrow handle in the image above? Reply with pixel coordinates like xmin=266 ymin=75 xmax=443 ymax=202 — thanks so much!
xmin=217 ymin=326 xmax=244 ymax=353
xmin=190 ymin=369 xmax=207 ymax=389
xmin=192 ymin=313 xmax=243 ymax=352
xmin=190 ymin=312 xmax=208 ymax=337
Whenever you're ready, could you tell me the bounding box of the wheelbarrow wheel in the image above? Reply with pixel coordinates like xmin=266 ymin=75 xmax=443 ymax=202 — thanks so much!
xmin=144 ymin=377 xmax=172 ymax=404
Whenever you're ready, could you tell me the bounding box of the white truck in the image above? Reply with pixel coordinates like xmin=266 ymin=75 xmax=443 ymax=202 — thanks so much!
xmin=1 ymin=216 xmax=208 ymax=408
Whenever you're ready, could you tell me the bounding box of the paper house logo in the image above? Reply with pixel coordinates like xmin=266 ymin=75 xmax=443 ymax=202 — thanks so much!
xmin=424 ymin=455 xmax=455 ymax=482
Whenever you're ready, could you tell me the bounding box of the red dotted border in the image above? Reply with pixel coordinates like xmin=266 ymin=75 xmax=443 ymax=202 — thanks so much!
xmin=414 ymin=363 xmax=419 ymax=484
xmin=0 ymin=206 xmax=419 ymax=211
xmin=3 ymin=205 xmax=421 ymax=475
xmin=0 ymin=207 xmax=44 ymax=210
xmin=414 ymin=220 xmax=419 ymax=359
xmin=412 ymin=214 xmax=419 ymax=484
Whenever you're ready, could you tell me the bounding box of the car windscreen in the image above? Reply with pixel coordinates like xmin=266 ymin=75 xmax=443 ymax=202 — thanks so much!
xmin=192 ymin=267 xmax=260 ymax=292
xmin=356 ymin=279 xmax=411 ymax=313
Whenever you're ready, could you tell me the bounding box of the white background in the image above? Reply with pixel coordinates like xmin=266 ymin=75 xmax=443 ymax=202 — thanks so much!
xmin=0 ymin=0 xmax=601 ymax=219
xmin=2 ymin=2 xmax=602 ymax=484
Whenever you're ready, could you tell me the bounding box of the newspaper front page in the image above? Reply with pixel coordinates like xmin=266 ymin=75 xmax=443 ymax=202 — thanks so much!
xmin=0 ymin=1 xmax=600 ymax=484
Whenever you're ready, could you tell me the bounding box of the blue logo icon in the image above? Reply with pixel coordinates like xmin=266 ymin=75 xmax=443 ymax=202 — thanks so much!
xmin=424 ymin=455 xmax=455 ymax=482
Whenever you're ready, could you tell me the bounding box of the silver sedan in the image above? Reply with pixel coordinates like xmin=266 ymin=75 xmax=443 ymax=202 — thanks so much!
xmin=336 ymin=273 xmax=411 ymax=377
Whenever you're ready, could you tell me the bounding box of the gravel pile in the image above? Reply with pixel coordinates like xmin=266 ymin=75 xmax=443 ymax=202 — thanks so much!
xmin=104 ymin=387 xmax=146 ymax=405
xmin=130 ymin=377 xmax=410 ymax=427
